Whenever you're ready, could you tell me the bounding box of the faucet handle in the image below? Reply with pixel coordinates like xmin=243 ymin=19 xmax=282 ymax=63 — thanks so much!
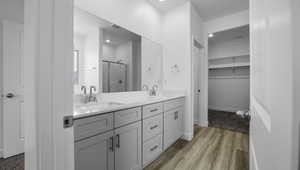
xmin=152 ymin=84 xmax=159 ymax=90
xmin=142 ymin=85 xmax=149 ymax=91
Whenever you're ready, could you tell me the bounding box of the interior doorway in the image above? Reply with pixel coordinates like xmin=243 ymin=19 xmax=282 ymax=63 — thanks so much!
xmin=207 ymin=25 xmax=250 ymax=133
xmin=192 ymin=38 xmax=205 ymax=127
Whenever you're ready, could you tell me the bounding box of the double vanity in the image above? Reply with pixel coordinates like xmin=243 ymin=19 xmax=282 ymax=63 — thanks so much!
xmin=73 ymin=92 xmax=185 ymax=170
xmin=72 ymin=6 xmax=183 ymax=170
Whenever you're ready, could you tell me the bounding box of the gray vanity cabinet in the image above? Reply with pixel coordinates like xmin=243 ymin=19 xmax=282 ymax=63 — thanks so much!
xmin=75 ymin=131 xmax=114 ymax=170
xmin=163 ymin=99 xmax=184 ymax=149
xmin=75 ymin=107 xmax=142 ymax=170
xmin=114 ymin=121 xmax=142 ymax=170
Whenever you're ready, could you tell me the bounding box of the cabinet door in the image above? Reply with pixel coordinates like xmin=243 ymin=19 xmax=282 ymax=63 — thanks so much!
xmin=115 ymin=121 xmax=142 ymax=170
xmin=75 ymin=131 xmax=114 ymax=170
xmin=163 ymin=107 xmax=183 ymax=149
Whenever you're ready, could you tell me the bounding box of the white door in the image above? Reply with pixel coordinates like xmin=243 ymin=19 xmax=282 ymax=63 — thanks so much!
xmin=75 ymin=131 xmax=114 ymax=170
xmin=2 ymin=20 xmax=24 ymax=158
xmin=192 ymin=40 xmax=202 ymax=125
xmin=115 ymin=121 xmax=142 ymax=170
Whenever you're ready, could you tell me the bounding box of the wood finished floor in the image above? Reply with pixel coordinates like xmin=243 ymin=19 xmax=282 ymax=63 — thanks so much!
xmin=144 ymin=126 xmax=249 ymax=170
xmin=0 ymin=153 xmax=24 ymax=170
xmin=0 ymin=128 xmax=248 ymax=170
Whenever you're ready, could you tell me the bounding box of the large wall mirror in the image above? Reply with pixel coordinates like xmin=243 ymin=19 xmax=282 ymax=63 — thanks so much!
xmin=73 ymin=7 xmax=163 ymax=95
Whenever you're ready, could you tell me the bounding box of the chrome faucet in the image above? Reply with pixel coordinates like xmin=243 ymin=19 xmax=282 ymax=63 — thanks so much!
xmin=88 ymin=86 xmax=97 ymax=102
xmin=81 ymin=85 xmax=87 ymax=95
xmin=81 ymin=85 xmax=89 ymax=103
xmin=149 ymin=85 xmax=159 ymax=96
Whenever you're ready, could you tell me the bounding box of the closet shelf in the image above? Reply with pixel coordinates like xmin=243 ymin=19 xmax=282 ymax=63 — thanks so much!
xmin=209 ymin=54 xmax=250 ymax=60
xmin=209 ymin=62 xmax=250 ymax=69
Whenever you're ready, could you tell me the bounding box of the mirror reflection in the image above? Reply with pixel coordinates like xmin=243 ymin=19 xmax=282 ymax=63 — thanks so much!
xmin=73 ymin=7 xmax=163 ymax=97
xmin=73 ymin=8 xmax=142 ymax=94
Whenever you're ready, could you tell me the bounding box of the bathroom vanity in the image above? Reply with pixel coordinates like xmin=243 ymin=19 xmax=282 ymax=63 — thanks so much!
xmin=73 ymin=94 xmax=185 ymax=170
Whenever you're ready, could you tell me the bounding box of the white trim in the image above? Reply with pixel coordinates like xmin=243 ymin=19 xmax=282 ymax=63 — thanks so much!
xmin=194 ymin=119 xmax=199 ymax=125
xmin=199 ymin=120 xmax=208 ymax=127
xmin=250 ymin=138 xmax=259 ymax=170
xmin=24 ymin=0 xmax=74 ymax=169
xmin=252 ymin=98 xmax=271 ymax=132
xmin=182 ymin=131 xmax=193 ymax=141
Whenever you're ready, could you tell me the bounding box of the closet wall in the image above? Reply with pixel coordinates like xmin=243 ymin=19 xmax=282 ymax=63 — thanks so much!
xmin=208 ymin=25 xmax=250 ymax=112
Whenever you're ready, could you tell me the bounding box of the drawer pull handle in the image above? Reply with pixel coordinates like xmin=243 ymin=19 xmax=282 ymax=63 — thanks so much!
xmin=116 ymin=134 xmax=120 ymax=148
xmin=150 ymin=125 xmax=158 ymax=130
xmin=174 ymin=111 xmax=179 ymax=120
xmin=150 ymin=145 xmax=158 ymax=152
xmin=109 ymin=136 xmax=114 ymax=151
xmin=150 ymin=108 xmax=158 ymax=112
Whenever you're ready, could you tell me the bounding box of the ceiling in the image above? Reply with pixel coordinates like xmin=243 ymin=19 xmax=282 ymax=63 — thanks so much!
xmin=148 ymin=0 xmax=249 ymax=21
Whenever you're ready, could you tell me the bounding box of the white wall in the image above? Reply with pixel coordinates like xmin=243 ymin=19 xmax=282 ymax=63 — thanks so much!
xmin=73 ymin=33 xmax=86 ymax=94
xmin=0 ymin=0 xmax=24 ymax=158
xmin=141 ymin=38 xmax=163 ymax=89
xmin=205 ymin=10 xmax=249 ymax=34
xmin=75 ymin=0 xmax=162 ymax=44
xmin=190 ymin=4 xmax=207 ymax=127
xmin=208 ymin=78 xmax=250 ymax=112
xmin=162 ymin=2 xmax=192 ymax=140
xmin=208 ymin=36 xmax=250 ymax=58
xmin=162 ymin=2 xmax=206 ymax=140
xmin=208 ymin=35 xmax=250 ymax=112
xmin=103 ymin=44 xmax=116 ymax=60
xmin=250 ymin=0 xmax=295 ymax=169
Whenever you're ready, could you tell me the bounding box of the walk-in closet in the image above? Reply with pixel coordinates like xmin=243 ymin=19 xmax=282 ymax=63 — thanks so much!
xmin=208 ymin=25 xmax=250 ymax=133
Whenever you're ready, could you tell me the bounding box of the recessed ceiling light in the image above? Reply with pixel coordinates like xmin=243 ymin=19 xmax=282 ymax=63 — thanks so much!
xmin=208 ymin=33 xmax=214 ymax=38
xmin=105 ymin=39 xmax=111 ymax=43
xmin=158 ymin=0 xmax=166 ymax=2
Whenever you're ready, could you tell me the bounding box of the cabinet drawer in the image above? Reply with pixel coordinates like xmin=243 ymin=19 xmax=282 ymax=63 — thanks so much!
xmin=164 ymin=98 xmax=185 ymax=111
xmin=143 ymin=134 xmax=162 ymax=167
xmin=114 ymin=107 xmax=142 ymax=128
xmin=74 ymin=113 xmax=114 ymax=141
xmin=143 ymin=103 xmax=163 ymax=119
xmin=143 ymin=114 xmax=163 ymax=142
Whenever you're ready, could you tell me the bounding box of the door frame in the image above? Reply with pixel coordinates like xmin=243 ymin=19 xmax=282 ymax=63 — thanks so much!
xmin=24 ymin=0 xmax=74 ymax=169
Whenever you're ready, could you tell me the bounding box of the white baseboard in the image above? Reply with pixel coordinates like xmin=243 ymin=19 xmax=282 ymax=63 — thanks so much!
xmin=250 ymin=138 xmax=259 ymax=170
xmin=199 ymin=120 xmax=208 ymax=127
xmin=194 ymin=119 xmax=199 ymax=125
xmin=182 ymin=131 xmax=193 ymax=141
xmin=208 ymin=105 xmax=249 ymax=113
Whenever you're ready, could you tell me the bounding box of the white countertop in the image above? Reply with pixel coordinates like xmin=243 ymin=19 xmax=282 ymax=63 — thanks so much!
xmin=73 ymin=91 xmax=185 ymax=119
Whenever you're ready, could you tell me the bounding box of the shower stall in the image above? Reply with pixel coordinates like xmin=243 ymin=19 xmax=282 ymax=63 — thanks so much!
xmin=102 ymin=60 xmax=127 ymax=93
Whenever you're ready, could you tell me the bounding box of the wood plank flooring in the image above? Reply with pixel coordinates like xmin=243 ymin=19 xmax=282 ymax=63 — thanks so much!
xmin=0 ymin=153 xmax=24 ymax=170
xmin=144 ymin=126 xmax=249 ymax=170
